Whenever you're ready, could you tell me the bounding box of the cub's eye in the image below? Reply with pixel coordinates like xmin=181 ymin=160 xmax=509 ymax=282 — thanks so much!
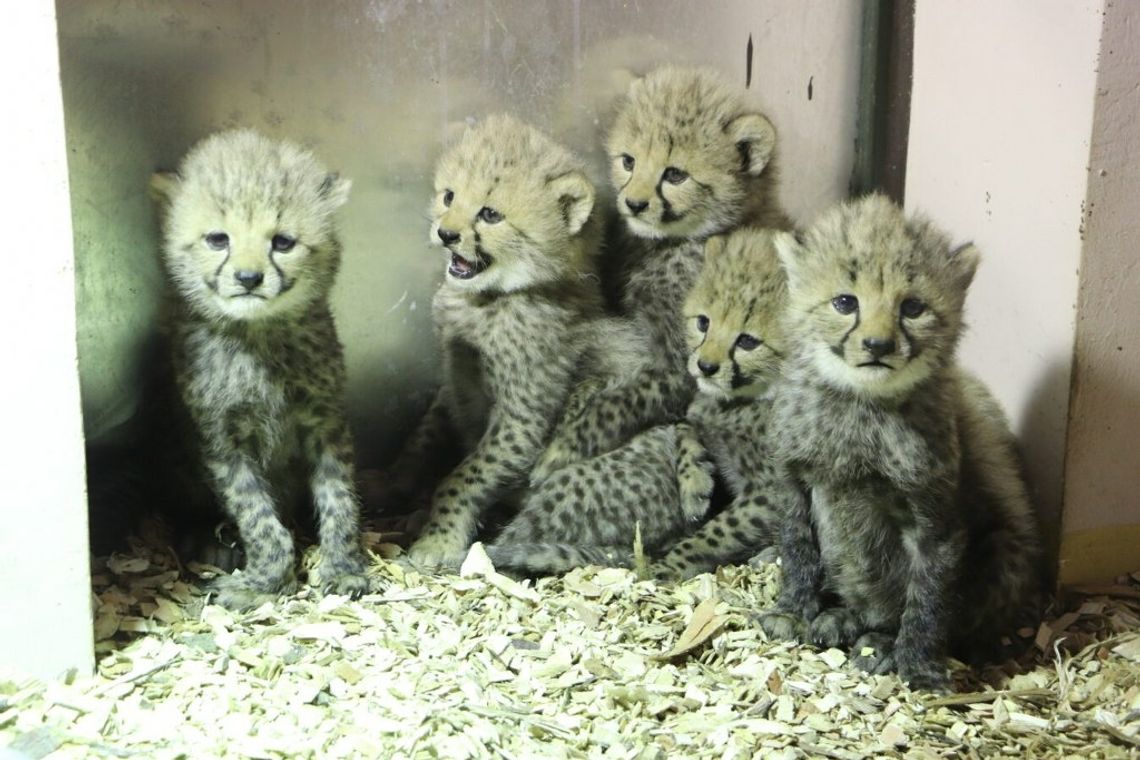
xmin=271 ymin=234 xmax=296 ymax=253
xmin=832 ymin=294 xmax=859 ymax=315
xmin=478 ymin=206 xmax=503 ymax=224
xmin=900 ymin=298 xmax=926 ymax=318
xmin=735 ymin=334 xmax=761 ymax=351
xmin=662 ymin=167 xmax=689 ymax=184
xmin=205 ymin=232 xmax=229 ymax=250
xmin=620 ymin=154 xmax=635 ymax=171
xmin=442 ymin=189 xmax=454 ymax=207
xmin=696 ymin=315 xmax=710 ymax=333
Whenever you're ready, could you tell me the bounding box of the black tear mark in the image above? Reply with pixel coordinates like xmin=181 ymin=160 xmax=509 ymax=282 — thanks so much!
xmin=746 ymin=34 xmax=753 ymax=88
xmin=808 ymin=76 xmax=814 ymax=100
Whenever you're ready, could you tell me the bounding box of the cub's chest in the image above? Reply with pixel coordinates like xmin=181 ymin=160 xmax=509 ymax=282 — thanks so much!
xmin=786 ymin=392 xmax=941 ymax=489
xmin=180 ymin=330 xmax=300 ymax=416
xmin=435 ymin=289 xmax=573 ymax=361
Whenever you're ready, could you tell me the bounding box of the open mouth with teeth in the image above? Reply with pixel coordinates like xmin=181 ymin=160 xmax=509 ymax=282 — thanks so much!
xmin=447 ymin=251 xmax=491 ymax=280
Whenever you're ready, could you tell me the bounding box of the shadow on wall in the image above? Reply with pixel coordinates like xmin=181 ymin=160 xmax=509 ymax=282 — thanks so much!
xmin=1016 ymin=357 xmax=1074 ymax=584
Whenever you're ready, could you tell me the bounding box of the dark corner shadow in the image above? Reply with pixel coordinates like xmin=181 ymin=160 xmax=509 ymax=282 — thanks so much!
xmin=1015 ymin=357 xmax=1074 ymax=591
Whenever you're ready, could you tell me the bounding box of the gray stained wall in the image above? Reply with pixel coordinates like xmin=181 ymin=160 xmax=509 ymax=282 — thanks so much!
xmin=56 ymin=0 xmax=860 ymax=466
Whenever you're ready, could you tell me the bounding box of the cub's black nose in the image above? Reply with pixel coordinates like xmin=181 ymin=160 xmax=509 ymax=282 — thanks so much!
xmin=697 ymin=360 xmax=719 ymax=377
xmin=234 ymin=270 xmax=264 ymax=291
xmin=862 ymin=337 xmax=896 ymax=358
xmin=625 ymin=198 xmax=649 ymax=216
xmin=437 ymin=227 xmax=460 ymax=245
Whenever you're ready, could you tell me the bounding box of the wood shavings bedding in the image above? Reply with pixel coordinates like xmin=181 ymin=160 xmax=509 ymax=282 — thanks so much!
xmin=3 ymin=531 xmax=1139 ymax=759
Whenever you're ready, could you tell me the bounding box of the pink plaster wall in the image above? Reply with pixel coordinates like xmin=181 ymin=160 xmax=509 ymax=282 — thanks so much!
xmin=904 ymin=0 xmax=1105 ymax=553
xmin=1059 ymin=0 xmax=1140 ymax=582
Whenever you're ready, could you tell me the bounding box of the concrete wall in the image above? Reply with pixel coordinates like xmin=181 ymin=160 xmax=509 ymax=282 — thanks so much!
xmin=905 ymin=0 xmax=1106 ymax=560
xmin=55 ymin=0 xmax=861 ymax=465
xmin=0 ymin=2 xmax=94 ymax=679
xmin=1059 ymin=0 xmax=1140 ymax=585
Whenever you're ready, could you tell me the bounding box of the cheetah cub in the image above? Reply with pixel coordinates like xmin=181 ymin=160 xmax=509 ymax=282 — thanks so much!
xmin=483 ymin=227 xmax=790 ymax=577
xmin=759 ymin=195 xmax=1043 ymax=690
xmin=655 ymin=227 xmax=789 ymax=579
xmin=401 ymin=115 xmax=635 ymax=569
xmin=151 ymin=129 xmax=368 ymax=610
xmin=533 ymin=65 xmax=792 ymax=480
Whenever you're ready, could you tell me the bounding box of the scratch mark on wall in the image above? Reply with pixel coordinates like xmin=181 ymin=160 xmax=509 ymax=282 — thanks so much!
xmin=386 ymin=289 xmax=409 ymax=315
xmin=746 ymin=34 xmax=753 ymax=88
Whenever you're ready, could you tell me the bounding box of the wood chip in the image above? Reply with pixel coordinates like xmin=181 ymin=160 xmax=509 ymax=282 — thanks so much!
xmin=653 ymin=598 xmax=727 ymax=660
xmin=1 ymin=527 xmax=1137 ymax=759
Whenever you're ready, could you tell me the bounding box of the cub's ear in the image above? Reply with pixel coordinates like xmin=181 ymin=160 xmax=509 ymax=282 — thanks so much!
xmin=548 ymin=170 xmax=595 ymax=235
xmin=727 ymin=112 xmax=776 ymax=175
xmin=772 ymin=229 xmax=805 ymax=272
xmin=949 ymin=242 xmax=981 ymax=290
xmin=319 ymin=173 xmax=352 ymax=210
xmin=149 ymin=171 xmax=181 ymax=206
xmin=704 ymin=234 xmax=728 ymax=260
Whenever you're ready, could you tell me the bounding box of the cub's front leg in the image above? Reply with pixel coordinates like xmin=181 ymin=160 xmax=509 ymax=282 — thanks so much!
xmin=759 ymin=479 xmax=826 ymax=641
xmin=408 ymin=392 xmax=559 ymax=570
xmin=206 ymin=454 xmax=296 ymax=611
xmin=892 ymin=489 xmax=964 ymax=691
xmin=301 ymin=416 xmax=370 ymax=598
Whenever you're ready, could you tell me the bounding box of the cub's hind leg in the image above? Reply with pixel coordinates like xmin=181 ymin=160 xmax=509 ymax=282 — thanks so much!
xmin=656 ymin=483 xmax=776 ymax=580
xmin=488 ymin=425 xmax=686 ymax=575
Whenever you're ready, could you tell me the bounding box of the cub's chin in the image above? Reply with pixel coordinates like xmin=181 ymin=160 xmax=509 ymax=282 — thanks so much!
xmin=621 ymin=214 xmax=668 ymax=240
xmin=695 ymin=375 xmax=732 ymax=401
xmin=814 ymin=349 xmax=933 ymax=400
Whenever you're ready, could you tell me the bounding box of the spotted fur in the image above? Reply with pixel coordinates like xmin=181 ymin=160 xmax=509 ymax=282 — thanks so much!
xmin=483 ymin=422 xmax=712 ymax=574
xmin=152 ymin=129 xmax=367 ymax=610
xmin=758 ymin=195 xmax=1044 ymax=690
xmin=532 ymin=66 xmax=792 ymax=481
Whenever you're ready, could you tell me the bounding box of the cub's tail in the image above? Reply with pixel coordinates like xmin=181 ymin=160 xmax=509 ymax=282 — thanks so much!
xmin=483 ymin=542 xmax=633 ymax=575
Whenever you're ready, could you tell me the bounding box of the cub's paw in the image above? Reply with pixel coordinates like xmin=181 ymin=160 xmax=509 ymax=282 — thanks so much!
xmin=675 ymin=439 xmax=715 ymax=523
xmin=757 ymin=610 xmax=807 ymax=642
xmin=405 ymin=534 xmax=468 ymax=572
xmin=850 ymin=632 xmax=897 ymax=675
xmin=316 ymin=554 xmax=372 ymax=599
xmin=808 ymin=607 xmax=862 ymax=649
xmin=323 ymin=571 xmax=371 ymax=599
xmin=747 ymin=546 xmax=780 ymax=567
xmin=177 ymin=520 xmax=244 ymax=573
xmin=653 ymin=547 xmax=711 ymax=582
xmin=209 ymin=572 xmax=293 ymax=612
xmin=895 ymin=649 xmax=950 ymax=692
